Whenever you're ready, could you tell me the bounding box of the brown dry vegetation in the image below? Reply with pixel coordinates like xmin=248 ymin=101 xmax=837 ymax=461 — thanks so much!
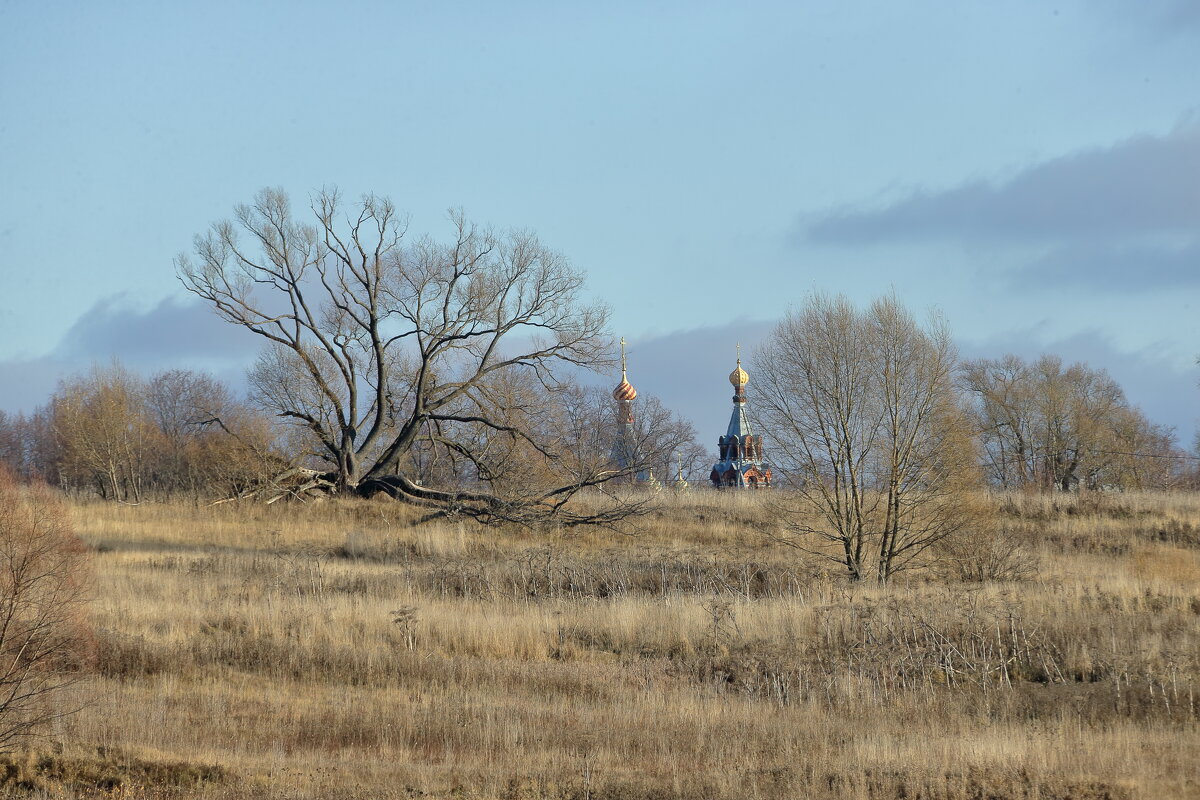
xmin=6 ymin=491 xmax=1199 ymax=799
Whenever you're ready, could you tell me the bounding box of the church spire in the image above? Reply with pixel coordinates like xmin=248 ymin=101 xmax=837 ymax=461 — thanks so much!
xmin=673 ymin=454 xmax=689 ymax=491
xmin=612 ymin=337 xmax=637 ymax=420
xmin=710 ymin=345 xmax=772 ymax=489
xmin=611 ymin=337 xmax=647 ymax=482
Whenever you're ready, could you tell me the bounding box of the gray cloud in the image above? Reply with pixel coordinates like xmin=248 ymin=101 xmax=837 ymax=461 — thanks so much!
xmin=0 ymin=295 xmax=253 ymax=412
xmin=1098 ymin=0 xmax=1200 ymax=36
xmin=0 ymin=356 xmax=78 ymax=413
xmin=1010 ymin=239 xmax=1200 ymax=291
xmin=57 ymin=294 xmax=248 ymax=361
xmin=804 ymin=123 xmax=1200 ymax=245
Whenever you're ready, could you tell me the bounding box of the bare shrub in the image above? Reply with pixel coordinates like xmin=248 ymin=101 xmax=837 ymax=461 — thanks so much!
xmin=937 ymin=530 xmax=1039 ymax=583
xmin=391 ymin=605 xmax=420 ymax=651
xmin=0 ymin=469 xmax=92 ymax=750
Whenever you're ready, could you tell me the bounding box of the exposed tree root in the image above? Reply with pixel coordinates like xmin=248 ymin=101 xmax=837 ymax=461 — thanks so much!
xmin=210 ymin=466 xmax=652 ymax=530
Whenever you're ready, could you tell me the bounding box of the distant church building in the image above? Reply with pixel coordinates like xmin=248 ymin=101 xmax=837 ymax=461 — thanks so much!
xmin=710 ymin=350 xmax=773 ymax=489
xmin=611 ymin=338 xmax=651 ymax=484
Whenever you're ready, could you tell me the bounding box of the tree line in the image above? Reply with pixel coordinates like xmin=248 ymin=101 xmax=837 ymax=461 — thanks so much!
xmin=0 ymin=312 xmax=1188 ymax=509
xmin=0 ymin=365 xmax=278 ymax=502
xmin=960 ymin=354 xmax=1182 ymax=491
xmin=0 ymin=363 xmax=704 ymax=506
xmin=0 ymin=188 xmax=1193 ymax=517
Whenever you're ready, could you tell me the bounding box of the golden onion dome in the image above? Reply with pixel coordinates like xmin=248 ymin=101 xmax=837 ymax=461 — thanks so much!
xmin=613 ymin=379 xmax=637 ymax=402
xmin=729 ymin=359 xmax=749 ymax=388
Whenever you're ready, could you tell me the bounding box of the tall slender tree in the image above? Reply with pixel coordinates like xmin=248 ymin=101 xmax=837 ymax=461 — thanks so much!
xmin=754 ymin=294 xmax=982 ymax=582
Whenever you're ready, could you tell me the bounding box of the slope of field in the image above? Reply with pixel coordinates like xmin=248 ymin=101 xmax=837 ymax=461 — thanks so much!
xmin=11 ymin=492 xmax=1200 ymax=799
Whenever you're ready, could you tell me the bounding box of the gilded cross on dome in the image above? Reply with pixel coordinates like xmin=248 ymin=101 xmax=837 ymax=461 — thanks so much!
xmin=612 ymin=337 xmax=637 ymax=402
xmin=728 ymin=343 xmax=749 ymax=388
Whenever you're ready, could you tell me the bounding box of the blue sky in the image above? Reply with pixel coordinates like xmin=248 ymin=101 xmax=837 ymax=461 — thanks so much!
xmin=1 ymin=0 xmax=1197 ymax=442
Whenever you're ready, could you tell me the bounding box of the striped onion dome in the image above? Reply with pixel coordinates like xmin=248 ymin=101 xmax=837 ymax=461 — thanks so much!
xmin=613 ymin=336 xmax=637 ymax=401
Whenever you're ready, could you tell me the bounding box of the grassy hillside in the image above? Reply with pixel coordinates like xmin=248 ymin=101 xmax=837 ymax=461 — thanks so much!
xmin=9 ymin=491 xmax=1199 ymax=798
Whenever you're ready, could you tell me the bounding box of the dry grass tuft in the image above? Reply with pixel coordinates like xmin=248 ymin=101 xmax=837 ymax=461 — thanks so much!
xmin=0 ymin=747 xmax=225 ymax=797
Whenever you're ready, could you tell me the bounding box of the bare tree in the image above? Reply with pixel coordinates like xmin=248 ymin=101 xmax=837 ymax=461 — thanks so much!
xmin=959 ymin=355 xmax=1038 ymax=487
xmin=754 ymin=294 xmax=982 ymax=583
xmin=556 ymin=385 xmax=706 ymax=489
xmin=144 ymin=369 xmax=282 ymax=499
xmin=51 ymin=364 xmax=157 ymax=503
xmin=754 ymin=296 xmax=879 ymax=580
xmin=627 ymin=393 xmax=709 ymax=486
xmin=0 ymin=468 xmax=92 ymax=749
xmin=0 ymin=414 xmax=25 ymax=480
xmin=1032 ymin=355 xmax=1126 ymax=492
xmin=18 ymin=408 xmax=61 ymax=489
xmin=1095 ymin=407 xmax=1180 ymax=490
xmin=177 ymin=188 xmax=628 ymax=524
xmin=870 ymin=297 xmax=982 ymax=581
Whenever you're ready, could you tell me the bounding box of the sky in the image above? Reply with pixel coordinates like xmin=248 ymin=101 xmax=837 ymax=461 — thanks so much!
xmin=1 ymin=0 xmax=1197 ymax=445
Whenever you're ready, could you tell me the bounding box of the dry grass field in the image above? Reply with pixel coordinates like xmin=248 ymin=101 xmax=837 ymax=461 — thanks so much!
xmin=3 ymin=490 xmax=1198 ymax=799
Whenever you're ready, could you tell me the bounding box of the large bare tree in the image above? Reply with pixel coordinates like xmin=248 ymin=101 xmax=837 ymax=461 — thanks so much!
xmin=177 ymin=188 xmax=631 ymax=523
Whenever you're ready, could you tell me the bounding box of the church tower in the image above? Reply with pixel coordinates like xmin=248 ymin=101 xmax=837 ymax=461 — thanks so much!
xmin=710 ymin=347 xmax=773 ymax=489
xmin=611 ymin=338 xmax=649 ymax=483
